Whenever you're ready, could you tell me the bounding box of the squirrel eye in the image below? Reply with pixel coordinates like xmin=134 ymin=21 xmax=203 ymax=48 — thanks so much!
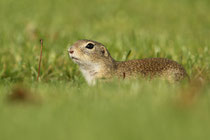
xmin=85 ymin=43 xmax=94 ymax=49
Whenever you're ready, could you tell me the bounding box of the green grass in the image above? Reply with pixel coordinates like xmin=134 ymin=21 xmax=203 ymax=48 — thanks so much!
xmin=0 ymin=0 xmax=210 ymax=139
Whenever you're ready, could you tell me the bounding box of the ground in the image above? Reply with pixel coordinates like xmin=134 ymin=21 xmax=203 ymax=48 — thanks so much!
xmin=0 ymin=0 xmax=210 ymax=140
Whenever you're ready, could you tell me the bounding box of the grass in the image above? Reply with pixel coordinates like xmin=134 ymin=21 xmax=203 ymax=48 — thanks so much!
xmin=0 ymin=0 xmax=210 ymax=139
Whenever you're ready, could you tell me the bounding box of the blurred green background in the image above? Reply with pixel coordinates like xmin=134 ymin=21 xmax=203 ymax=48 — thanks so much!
xmin=0 ymin=0 xmax=210 ymax=140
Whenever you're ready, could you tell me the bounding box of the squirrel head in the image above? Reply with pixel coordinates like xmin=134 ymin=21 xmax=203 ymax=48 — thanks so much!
xmin=68 ymin=40 xmax=114 ymax=67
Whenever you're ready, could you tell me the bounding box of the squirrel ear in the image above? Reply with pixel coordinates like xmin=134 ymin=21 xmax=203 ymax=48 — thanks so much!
xmin=101 ymin=46 xmax=109 ymax=57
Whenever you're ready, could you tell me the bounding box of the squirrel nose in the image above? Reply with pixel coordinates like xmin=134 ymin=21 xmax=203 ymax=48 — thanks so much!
xmin=69 ymin=50 xmax=74 ymax=54
xmin=68 ymin=49 xmax=74 ymax=54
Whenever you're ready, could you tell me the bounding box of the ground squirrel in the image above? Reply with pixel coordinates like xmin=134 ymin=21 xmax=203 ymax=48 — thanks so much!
xmin=68 ymin=40 xmax=188 ymax=85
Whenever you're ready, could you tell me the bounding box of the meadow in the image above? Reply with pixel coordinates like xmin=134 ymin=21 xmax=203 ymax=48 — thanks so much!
xmin=0 ymin=0 xmax=210 ymax=139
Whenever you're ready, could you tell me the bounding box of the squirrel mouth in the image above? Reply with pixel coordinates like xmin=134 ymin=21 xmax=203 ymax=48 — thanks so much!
xmin=71 ymin=57 xmax=80 ymax=61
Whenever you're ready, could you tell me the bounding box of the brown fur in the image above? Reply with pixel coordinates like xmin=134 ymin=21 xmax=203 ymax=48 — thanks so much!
xmin=115 ymin=58 xmax=188 ymax=81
